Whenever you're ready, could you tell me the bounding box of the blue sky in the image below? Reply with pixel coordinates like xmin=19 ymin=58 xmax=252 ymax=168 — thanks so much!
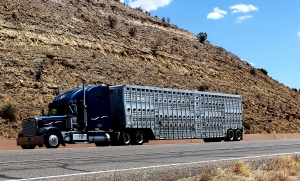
xmin=121 ymin=0 xmax=300 ymax=90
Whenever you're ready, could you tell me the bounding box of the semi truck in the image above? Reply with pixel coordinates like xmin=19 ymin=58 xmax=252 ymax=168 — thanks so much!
xmin=17 ymin=82 xmax=243 ymax=149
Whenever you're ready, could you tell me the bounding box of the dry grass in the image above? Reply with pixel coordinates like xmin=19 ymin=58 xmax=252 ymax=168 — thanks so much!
xmin=179 ymin=156 xmax=300 ymax=181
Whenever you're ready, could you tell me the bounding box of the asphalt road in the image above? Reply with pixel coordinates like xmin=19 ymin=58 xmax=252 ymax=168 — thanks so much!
xmin=1 ymin=139 xmax=300 ymax=181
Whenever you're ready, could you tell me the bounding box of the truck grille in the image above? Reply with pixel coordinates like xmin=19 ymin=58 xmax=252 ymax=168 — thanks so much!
xmin=22 ymin=118 xmax=36 ymax=136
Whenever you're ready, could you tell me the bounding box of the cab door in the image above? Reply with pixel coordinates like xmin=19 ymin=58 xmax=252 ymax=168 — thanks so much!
xmin=86 ymin=86 xmax=112 ymax=131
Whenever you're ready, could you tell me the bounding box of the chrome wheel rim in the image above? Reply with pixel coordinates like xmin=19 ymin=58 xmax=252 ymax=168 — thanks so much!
xmin=49 ymin=134 xmax=59 ymax=147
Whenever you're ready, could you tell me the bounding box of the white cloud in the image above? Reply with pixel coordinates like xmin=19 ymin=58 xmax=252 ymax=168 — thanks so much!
xmin=250 ymin=62 xmax=255 ymax=67
xmin=236 ymin=15 xmax=253 ymax=23
xmin=128 ymin=0 xmax=172 ymax=11
xmin=207 ymin=7 xmax=227 ymax=20
xmin=120 ymin=0 xmax=124 ymax=3
xmin=230 ymin=4 xmax=258 ymax=13
xmin=298 ymin=31 xmax=300 ymax=38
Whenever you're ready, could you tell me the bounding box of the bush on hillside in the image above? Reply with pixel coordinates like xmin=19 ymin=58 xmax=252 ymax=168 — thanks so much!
xmin=0 ymin=103 xmax=18 ymax=122
xmin=198 ymin=85 xmax=209 ymax=91
xmin=135 ymin=6 xmax=143 ymax=12
xmin=151 ymin=38 xmax=162 ymax=57
xmin=244 ymin=122 xmax=251 ymax=130
xmin=128 ymin=27 xmax=137 ymax=36
xmin=197 ymin=32 xmax=207 ymax=43
xmin=250 ymin=68 xmax=256 ymax=76
xmin=257 ymin=68 xmax=268 ymax=75
xmin=108 ymin=16 xmax=117 ymax=29
xmin=292 ymin=88 xmax=298 ymax=92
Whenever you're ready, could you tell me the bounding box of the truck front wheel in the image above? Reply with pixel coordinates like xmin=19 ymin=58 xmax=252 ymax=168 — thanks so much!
xmin=45 ymin=132 xmax=60 ymax=148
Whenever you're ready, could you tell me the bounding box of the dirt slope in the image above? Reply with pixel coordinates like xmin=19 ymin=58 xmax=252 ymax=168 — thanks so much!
xmin=0 ymin=0 xmax=300 ymax=138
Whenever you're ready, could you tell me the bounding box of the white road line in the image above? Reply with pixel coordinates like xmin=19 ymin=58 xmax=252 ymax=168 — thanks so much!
xmin=6 ymin=151 xmax=300 ymax=181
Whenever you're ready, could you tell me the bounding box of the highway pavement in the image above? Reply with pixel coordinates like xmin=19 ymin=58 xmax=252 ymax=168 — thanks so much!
xmin=1 ymin=139 xmax=300 ymax=181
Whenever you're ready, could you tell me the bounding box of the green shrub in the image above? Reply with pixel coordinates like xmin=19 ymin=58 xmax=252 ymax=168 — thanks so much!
xmin=0 ymin=103 xmax=18 ymax=122
xmin=135 ymin=6 xmax=143 ymax=12
xmin=250 ymin=68 xmax=256 ymax=75
xmin=36 ymin=64 xmax=44 ymax=82
xmin=108 ymin=16 xmax=117 ymax=29
xmin=198 ymin=85 xmax=209 ymax=91
xmin=244 ymin=122 xmax=251 ymax=130
xmin=292 ymin=88 xmax=297 ymax=92
xmin=197 ymin=32 xmax=207 ymax=43
xmin=120 ymin=50 xmax=127 ymax=57
xmin=128 ymin=27 xmax=137 ymax=36
xmin=151 ymin=38 xmax=162 ymax=58
xmin=167 ymin=17 xmax=170 ymax=23
xmin=257 ymin=68 xmax=268 ymax=75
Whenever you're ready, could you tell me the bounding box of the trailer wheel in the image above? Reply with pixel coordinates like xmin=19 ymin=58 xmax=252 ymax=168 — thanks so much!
xmin=132 ymin=131 xmax=144 ymax=145
xmin=235 ymin=129 xmax=242 ymax=141
xmin=227 ymin=129 xmax=235 ymax=141
xmin=21 ymin=145 xmax=36 ymax=149
xmin=45 ymin=132 xmax=60 ymax=148
xmin=120 ymin=132 xmax=130 ymax=145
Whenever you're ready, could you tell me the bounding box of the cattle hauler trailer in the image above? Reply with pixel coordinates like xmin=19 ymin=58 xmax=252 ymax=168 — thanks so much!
xmin=17 ymin=82 xmax=243 ymax=149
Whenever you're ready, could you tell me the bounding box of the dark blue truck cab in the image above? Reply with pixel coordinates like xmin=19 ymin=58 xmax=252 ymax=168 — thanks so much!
xmin=17 ymin=83 xmax=114 ymax=148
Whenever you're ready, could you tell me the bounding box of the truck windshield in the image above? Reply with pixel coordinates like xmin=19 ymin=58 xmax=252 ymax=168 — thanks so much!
xmin=48 ymin=106 xmax=71 ymax=116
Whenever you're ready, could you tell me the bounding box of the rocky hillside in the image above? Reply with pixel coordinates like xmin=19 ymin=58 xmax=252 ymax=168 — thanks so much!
xmin=0 ymin=0 xmax=300 ymax=138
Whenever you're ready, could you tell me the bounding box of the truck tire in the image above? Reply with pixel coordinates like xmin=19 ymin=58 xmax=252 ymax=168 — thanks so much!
xmin=45 ymin=132 xmax=60 ymax=148
xmin=235 ymin=129 xmax=242 ymax=141
xmin=131 ymin=131 xmax=144 ymax=145
xmin=21 ymin=145 xmax=36 ymax=149
xmin=227 ymin=129 xmax=235 ymax=141
xmin=119 ymin=132 xmax=130 ymax=145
